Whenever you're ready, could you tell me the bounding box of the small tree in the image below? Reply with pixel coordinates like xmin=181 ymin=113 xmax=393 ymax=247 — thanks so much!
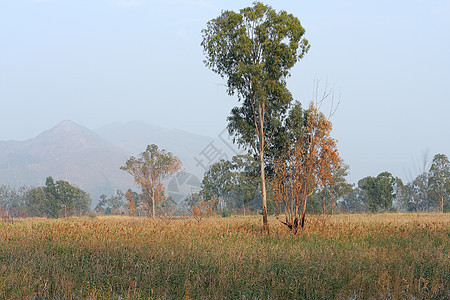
xmin=273 ymin=102 xmax=340 ymax=233
xmin=359 ymin=172 xmax=399 ymax=213
xmin=405 ymin=173 xmax=432 ymax=212
xmin=0 ymin=185 xmax=30 ymax=220
xmin=201 ymin=159 xmax=235 ymax=212
xmin=26 ymin=187 xmax=47 ymax=217
xmin=231 ymin=155 xmax=259 ymax=215
xmin=428 ymin=153 xmax=450 ymax=213
xmin=95 ymin=194 xmax=108 ymax=214
xmin=26 ymin=177 xmax=91 ymax=218
xmin=107 ymin=190 xmax=125 ymax=215
xmin=374 ymin=172 xmax=398 ymax=212
xmin=340 ymin=188 xmax=367 ymax=213
xmin=43 ymin=177 xmax=62 ymax=218
xmin=200 ymin=155 xmax=259 ymax=214
xmin=54 ymin=180 xmax=90 ymax=217
xmin=121 ymin=144 xmax=182 ymax=219
xmin=185 ymin=192 xmax=214 ymax=223
xmin=125 ymin=189 xmax=136 ymax=216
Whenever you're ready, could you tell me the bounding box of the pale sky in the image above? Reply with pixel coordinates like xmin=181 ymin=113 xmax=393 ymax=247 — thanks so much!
xmin=1 ymin=0 xmax=450 ymax=184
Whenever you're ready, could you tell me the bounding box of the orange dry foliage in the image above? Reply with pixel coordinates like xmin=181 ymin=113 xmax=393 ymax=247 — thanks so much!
xmin=192 ymin=201 xmax=215 ymax=223
xmin=274 ymin=103 xmax=340 ymax=233
xmin=125 ymin=189 xmax=136 ymax=216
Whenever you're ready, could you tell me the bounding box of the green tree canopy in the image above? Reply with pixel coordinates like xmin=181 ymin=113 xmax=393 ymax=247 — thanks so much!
xmin=201 ymin=159 xmax=235 ymax=210
xmin=26 ymin=176 xmax=91 ymax=218
xmin=359 ymin=172 xmax=398 ymax=213
xmin=201 ymin=155 xmax=259 ymax=214
xmin=230 ymin=155 xmax=259 ymax=214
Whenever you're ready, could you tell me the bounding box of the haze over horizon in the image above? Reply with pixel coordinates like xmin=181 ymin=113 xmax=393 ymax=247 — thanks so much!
xmin=1 ymin=0 xmax=449 ymax=185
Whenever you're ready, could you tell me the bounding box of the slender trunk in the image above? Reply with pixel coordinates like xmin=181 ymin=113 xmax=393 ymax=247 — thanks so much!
xmin=441 ymin=196 xmax=444 ymax=213
xmin=300 ymin=198 xmax=307 ymax=228
xmin=331 ymin=196 xmax=335 ymax=215
xmin=256 ymin=104 xmax=270 ymax=235
xmin=258 ymin=120 xmax=268 ymax=233
xmin=284 ymin=191 xmax=289 ymax=226
xmin=152 ymin=189 xmax=156 ymax=219
xmin=294 ymin=195 xmax=300 ymax=233
xmin=300 ymin=189 xmax=308 ymax=228
xmin=260 ymin=150 xmax=270 ymax=235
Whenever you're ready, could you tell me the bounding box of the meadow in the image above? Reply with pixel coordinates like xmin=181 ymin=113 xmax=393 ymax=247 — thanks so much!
xmin=0 ymin=213 xmax=448 ymax=299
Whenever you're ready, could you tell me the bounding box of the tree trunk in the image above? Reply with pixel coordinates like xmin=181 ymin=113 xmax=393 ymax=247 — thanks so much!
xmin=293 ymin=196 xmax=300 ymax=233
xmin=300 ymin=197 xmax=308 ymax=228
xmin=152 ymin=189 xmax=156 ymax=219
xmin=260 ymin=151 xmax=270 ymax=235
xmin=441 ymin=196 xmax=444 ymax=213
xmin=258 ymin=109 xmax=270 ymax=235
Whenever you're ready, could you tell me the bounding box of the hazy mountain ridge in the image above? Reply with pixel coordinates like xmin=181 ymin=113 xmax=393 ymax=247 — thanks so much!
xmin=0 ymin=120 xmax=132 ymax=200
xmin=0 ymin=120 xmax=237 ymax=202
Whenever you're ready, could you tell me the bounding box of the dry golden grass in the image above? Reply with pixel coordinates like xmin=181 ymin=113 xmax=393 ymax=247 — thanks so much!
xmin=0 ymin=213 xmax=448 ymax=299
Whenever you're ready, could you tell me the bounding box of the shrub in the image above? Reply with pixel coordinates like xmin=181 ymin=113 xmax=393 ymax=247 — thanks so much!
xmin=221 ymin=208 xmax=231 ymax=218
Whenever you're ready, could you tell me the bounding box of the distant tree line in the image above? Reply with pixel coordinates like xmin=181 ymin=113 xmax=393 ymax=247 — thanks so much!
xmin=1 ymin=153 xmax=448 ymax=221
xmin=94 ymin=189 xmax=151 ymax=217
xmin=339 ymin=153 xmax=450 ymax=213
xmin=195 ymin=153 xmax=450 ymax=216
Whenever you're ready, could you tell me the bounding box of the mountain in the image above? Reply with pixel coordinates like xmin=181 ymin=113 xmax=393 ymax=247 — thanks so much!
xmin=0 ymin=120 xmax=241 ymax=204
xmin=0 ymin=120 xmax=133 ymax=200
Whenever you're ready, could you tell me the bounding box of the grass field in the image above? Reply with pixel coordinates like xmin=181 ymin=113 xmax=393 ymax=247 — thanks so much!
xmin=0 ymin=213 xmax=448 ymax=299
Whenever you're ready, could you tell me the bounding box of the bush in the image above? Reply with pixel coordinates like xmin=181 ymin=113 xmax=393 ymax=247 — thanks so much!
xmin=221 ymin=208 xmax=231 ymax=218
